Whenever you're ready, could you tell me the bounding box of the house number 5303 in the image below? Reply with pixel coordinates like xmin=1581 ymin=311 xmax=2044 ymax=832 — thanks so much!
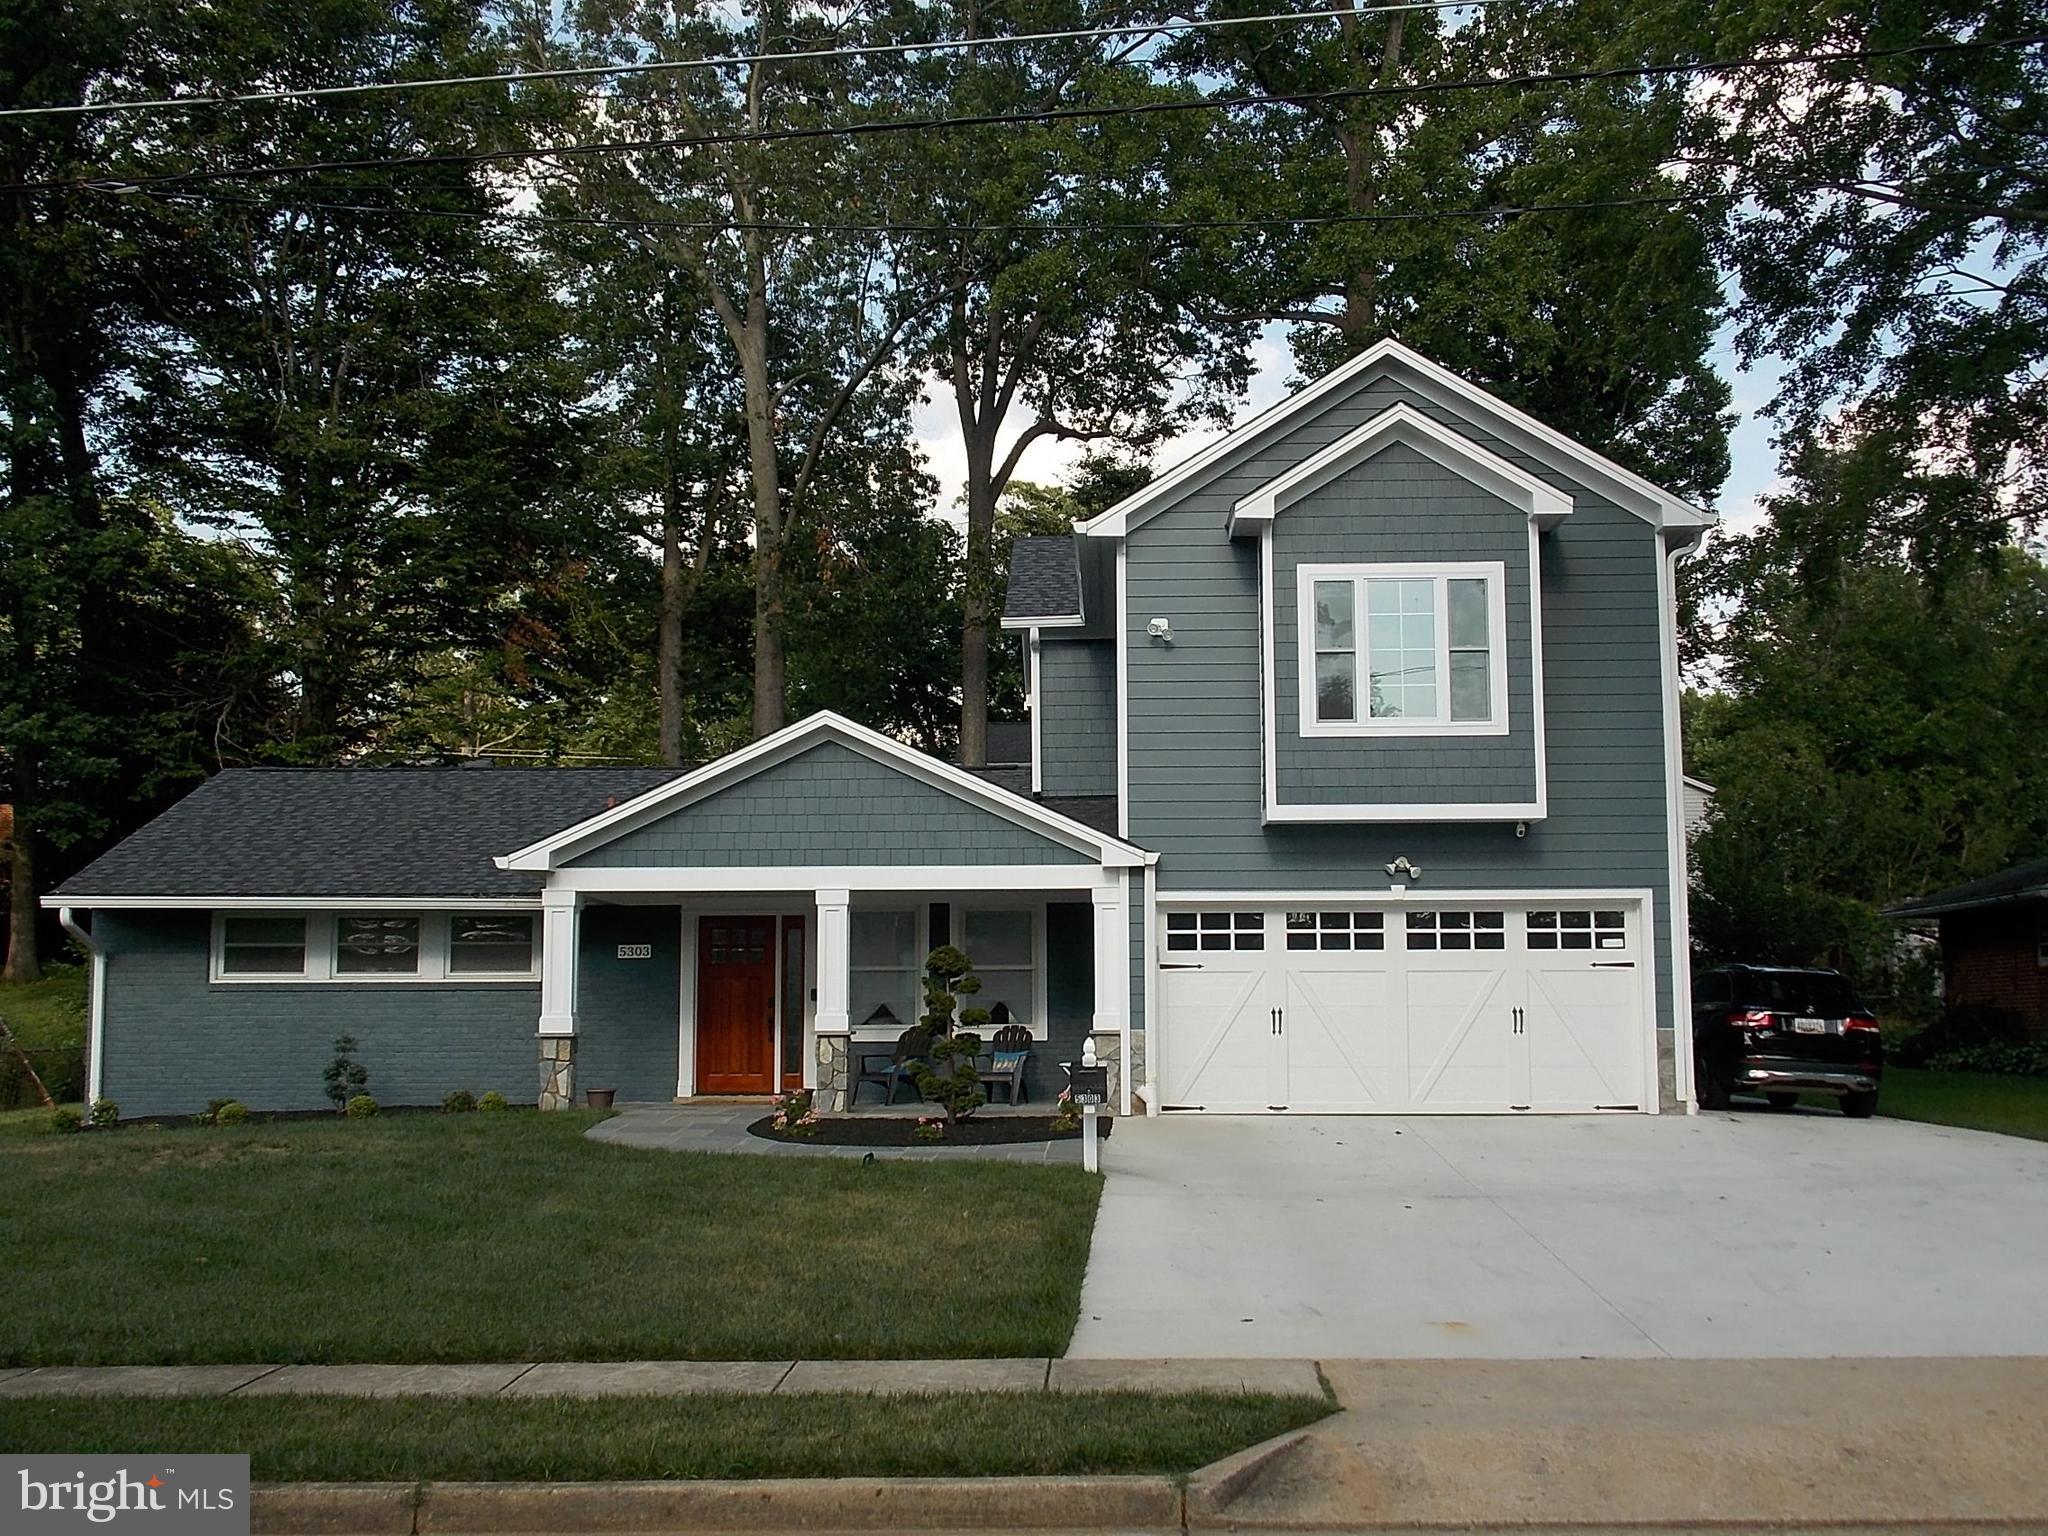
xmin=616 ymin=943 xmax=653 ymax=960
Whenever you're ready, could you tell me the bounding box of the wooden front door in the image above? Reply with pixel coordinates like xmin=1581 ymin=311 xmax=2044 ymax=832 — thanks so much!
xmin=697 ymin=917 xmax=777 ymax=1094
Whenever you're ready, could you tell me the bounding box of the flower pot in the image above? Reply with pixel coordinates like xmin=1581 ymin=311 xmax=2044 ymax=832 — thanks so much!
xmin=585 ymin=1088 xmax=616 ymax=1110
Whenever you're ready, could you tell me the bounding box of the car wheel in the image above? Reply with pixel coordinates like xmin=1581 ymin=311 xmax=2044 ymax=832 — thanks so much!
xmin=1841 ymin=1090 xmax=1879 ymax=1119
xmin=1696 ymin=1072 xmax=1730 ymax=1111
xmin=1766 ymin=1092 xmax=1800 ymax=1112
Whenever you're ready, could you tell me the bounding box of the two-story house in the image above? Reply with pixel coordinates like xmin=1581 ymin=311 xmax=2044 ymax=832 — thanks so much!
xmin=48 ymin=340 xmax=1708 ymax=1119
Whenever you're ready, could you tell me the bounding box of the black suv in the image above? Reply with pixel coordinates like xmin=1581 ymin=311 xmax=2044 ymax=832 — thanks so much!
xmin=1691 ymin=965 xmax=1884 ymax=1117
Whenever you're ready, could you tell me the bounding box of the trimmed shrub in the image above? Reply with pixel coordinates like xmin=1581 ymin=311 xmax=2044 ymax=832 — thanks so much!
xmin=344 ymin=1094 xmax=379 ymax=1119
xmin=50 ymin=1107 xmax=83 ymax=1134
xmin=88 ymin=1099 xmax=119 ymax=1128
xmin=213 ymin=1100 xmax=249 ymax=1125
xmin=1920 ymin=1041 xmax=2048 ymax=1078
xmin=443 ymin=1090 xmax=478 ymax=1114
xmin=477 ymin=1091 xmax=509 ymax=1112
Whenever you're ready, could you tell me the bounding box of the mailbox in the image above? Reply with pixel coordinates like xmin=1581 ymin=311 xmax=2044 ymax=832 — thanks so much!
xmin=1065 ymin=1064 xmax=1109 ymax=1106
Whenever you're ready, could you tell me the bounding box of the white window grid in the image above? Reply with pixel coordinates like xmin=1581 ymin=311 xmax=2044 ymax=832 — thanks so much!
xmin=1527 ymin=909 xmax=1628 ymax=951
xmin=1285 ymin=911 xmax=1387 ymax=951
xmin=1166 ymin=911 xmax=1266 ymax=952
xmin=1405 ymin=910 xmax=1507 ymax=951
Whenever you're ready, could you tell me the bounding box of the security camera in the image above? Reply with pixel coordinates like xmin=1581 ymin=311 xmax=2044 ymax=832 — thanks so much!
xmin=1147 ymin=617 xmax=1174 ymax=642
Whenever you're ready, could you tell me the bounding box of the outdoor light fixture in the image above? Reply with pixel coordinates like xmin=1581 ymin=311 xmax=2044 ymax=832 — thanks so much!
xmin=1386 ymin=856 xmax=1422 ymax=881
xmin=1147 ymin=617 xmax=1174 ymax=642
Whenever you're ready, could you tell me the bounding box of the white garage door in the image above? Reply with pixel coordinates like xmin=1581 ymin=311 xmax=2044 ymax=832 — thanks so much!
xmin=1157 ymin=901 xmax=1650 ymax=1114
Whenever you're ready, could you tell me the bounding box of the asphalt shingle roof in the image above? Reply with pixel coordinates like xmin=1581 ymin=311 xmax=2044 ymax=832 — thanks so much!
xmin=983 ymin=720 xmax=1031 ymax=766
xmin=1886 ymin=857 xmax=2048 ymax=919
xmin=54 ymin=766 xmax=686 ymax=899
xmin=1002 ymin=536 xmax=1083 ymax=622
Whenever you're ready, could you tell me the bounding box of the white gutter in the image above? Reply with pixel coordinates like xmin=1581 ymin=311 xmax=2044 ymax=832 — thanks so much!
xmin=56 ymin=907 xmax=106 ymax=1108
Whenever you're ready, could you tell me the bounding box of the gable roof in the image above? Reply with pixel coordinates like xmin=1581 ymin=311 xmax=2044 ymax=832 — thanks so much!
xmin=1885 ymin=857 xmax=2048 ymax=920
xmin=1001 ymin=536 xmax=1085 ymax=626
xmin=1078 ymin=338 xmax=1714 ymax=538
xmin=1227 ymin=400 xmax=1574 ymax=537
xmin=499 ymin=711 xmax=1153 ymax=871
xmin=49 ymin=766 xmax=685 ymax=902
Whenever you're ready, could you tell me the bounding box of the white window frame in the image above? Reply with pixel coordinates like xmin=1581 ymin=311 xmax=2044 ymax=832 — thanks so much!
xmin=209 ymin=911 xmax=541 ymax=985
xmin=955 ymin=902 xmax=1051 ymax=1041
xmin=849 ymin=905 xmax=927 ymax=1038
xmin=1296 ymin=561 xmax=1510 ymax=738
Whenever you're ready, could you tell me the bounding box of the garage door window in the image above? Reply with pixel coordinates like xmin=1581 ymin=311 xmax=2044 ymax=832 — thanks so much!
xmin=1166 ymin=911 xmax=1264 ymax=952
xmin=1527 ymin=909 xmax=1627 ymax=950
xmin=1405 ymin=910 xmax=1505 ymax=951
xmin=1285 ymin=911 xmax=1386 ymax=951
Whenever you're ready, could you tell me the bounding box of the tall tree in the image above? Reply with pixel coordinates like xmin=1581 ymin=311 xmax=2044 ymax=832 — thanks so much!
xmin=1687 ymin=0 xmax=2048 ymax=569
xmin=563 ymin=0 xmax=934 ymax=739
xmin=1172 ymin=0 xmax=1734 ymax=501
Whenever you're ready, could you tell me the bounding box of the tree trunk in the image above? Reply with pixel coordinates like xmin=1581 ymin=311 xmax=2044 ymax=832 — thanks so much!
xmin=737 ymin=319 xmax=786 ymax=739
xmin=4 ymin=764 xmax=39 ymax=984
xmin=958 ymin=419 xmax=997 ymax=769
xmin=658 ymin=422 xmax=687 ymax=768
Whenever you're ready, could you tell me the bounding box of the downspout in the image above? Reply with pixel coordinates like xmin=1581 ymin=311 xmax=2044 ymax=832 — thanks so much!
xmin=57 ymin=907 xmax=106 ymax=1107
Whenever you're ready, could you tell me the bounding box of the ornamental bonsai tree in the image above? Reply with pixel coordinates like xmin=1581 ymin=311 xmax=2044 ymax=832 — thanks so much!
xmin=323 ymin=1034 xmax=368 ymax=1112
xmin=912 ymin=945 xmax=988 ymax=1123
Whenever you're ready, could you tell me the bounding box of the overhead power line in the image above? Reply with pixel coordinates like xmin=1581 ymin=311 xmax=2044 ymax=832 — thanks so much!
xmin=17 ymin=31 xmax=2044 ymax=196
xmin=0 ymin=0 xmax=1497 ymax=121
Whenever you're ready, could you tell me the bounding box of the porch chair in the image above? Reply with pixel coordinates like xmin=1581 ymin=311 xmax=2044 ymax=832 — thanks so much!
xmin=851 ymin=1014 xmax=931 ymax=1106
xmin=982 ymin=1007 xmax=1033 ymax=1105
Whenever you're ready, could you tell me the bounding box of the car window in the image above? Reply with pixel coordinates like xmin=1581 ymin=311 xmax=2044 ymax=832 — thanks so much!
xmin=1743 ymin=972 xmax=1863 ymax=1015
xmin=1695 ymin=972 xmax=1731 ymax=1008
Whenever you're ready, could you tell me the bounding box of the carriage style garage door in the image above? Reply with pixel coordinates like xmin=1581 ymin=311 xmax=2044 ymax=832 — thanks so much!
xmin=1156 ymin=900 xmax=1653 ymax=1113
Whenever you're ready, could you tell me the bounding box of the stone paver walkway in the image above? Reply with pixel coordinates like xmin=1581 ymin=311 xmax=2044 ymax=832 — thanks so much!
xmin=0 ymin=1357 xmax=1320 ymax=1399
xmin=585 ymin=1103 xmax=1093 ymax=1163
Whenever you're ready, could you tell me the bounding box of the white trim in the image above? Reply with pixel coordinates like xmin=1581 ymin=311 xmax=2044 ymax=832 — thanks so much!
xmin=496 ymin=710 xmax=1149 ymax=871
xmin=1660 ymin=533 xmax=1703 ymax=1110
xmin=1159 ymin=886 xmax=1657 ymax=905
xmin=538 ymin=890 xmax=582 ymax=1033
xmin=1115 ymin=543 xmax=1130 ymax=840
xmin=1119 ymin=868 xmax=1135 ymax=1116
xmin=1527 ymin=521 xmax=1552 ymax=823
xmin=673 ymin=897 xmax=816 ymax=1099
xmin=999 ymin=612 xmax=1084 ymax=632
xmin=57 ymin=908 xmax=107 ymax=1107
xmin=1229 ymin=401 xmax=1572 ymax=537
xmin=956 ymin=900 xmax=1052 ymax=1043
xmin=1262 ymin=799 xmax=1546 ymax=824
xmin=1259 ymin=526 xmax=1279 ymax=818
xmin=205 ymin=910 xmax=543 ymax=987
xmin=44 ymin=895 xmax=541 ymax=911
xmin=547 ymin=864 xmax=1122 ymax=895
xmin=814 ymin=889 xmax=853 ymax=1036
xmin=1027 ymin=628 xmax=1044 ymax=797
xmin=1078 ymin=339 xmax=1712 ymax=538
xmin=1140 ymin=862 xmax=1158 ymax=1117
xmin=1090 ymin=884 xmax=1127 ymax=1050
xmin=1294 ymin=562 xmax=1511 ymax=738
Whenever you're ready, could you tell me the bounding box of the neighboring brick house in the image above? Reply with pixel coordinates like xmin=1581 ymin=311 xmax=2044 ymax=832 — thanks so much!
xmin=1888 ymin=859 xmax=2048 ymax=1035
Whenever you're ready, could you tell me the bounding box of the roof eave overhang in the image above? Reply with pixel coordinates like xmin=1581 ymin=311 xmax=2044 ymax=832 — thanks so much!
xmin=496 ymin=711 xmax=1154 ymax=873
xmin=41 ymin=894 xmax=542 ymax=910
xmin=997 ymin=612 xmax=1084 ymax=632
xmin=1225 ymin=401 xmax=1574 ymax=538
xmin=1885 ymin=889 xmax=2048 ymax=921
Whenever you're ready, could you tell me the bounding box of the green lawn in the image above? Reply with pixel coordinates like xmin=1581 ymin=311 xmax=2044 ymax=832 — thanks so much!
xmin=1878 ymin=1067 xmax=2048 ymax=1142
xmin=0 ymin=1390 xmax=1330 ymax=1482
xmin=0 ymin=965 xmax=88 ymax=1048
xmin=0 ymin=1112 xmax=1101 ymax=1365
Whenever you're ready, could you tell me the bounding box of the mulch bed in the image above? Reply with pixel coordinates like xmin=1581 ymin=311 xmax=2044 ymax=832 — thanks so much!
xmin=747 ymin=1113 xmax=1114 ymax=1147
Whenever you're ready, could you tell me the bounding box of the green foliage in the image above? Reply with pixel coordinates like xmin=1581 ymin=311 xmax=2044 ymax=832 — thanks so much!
xmin=913 ymin=1116 xmax=946 ymax=1143
xmin=323 ymin=1036 xmax=368 ymax=1113
xmin=211 ymin=1101 xmax=249 ymax=1127
xmin=50 ymin=1106 xmax=82 ymax=1134
xmin=1051 ymin=1090 xmax=1082 ymax=1133
xmin=913 ymin=946 xmax=988 ymax=1123
xmin=87 ymin=1098 xmax=116 ymax=1128
xmin=476 ymin=1091 xmax=509 ymax=1113
xmin=442 ymin=1091 xmax=477 ymax=1115
xmin=1686 ymin=541 xmax=2048 ymax=997
xmin=344 ymin=1095 xmax=379 ymax=1120
xmin=1913 ymin=1042 xmax=2048 ymax=1079
xmin=771 ymin=1088 xmax=818 ymax=1136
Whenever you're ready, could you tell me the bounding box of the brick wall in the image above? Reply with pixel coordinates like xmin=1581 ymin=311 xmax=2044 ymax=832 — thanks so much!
xmin=1941 ymin=901 xmax=2048 ymax=1033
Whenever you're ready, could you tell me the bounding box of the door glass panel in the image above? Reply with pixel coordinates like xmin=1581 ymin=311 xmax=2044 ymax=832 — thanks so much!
xmin=780 ymin=918 xmax=805 ymax=1086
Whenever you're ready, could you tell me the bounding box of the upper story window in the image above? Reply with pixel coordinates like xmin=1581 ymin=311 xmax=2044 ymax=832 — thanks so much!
xmin=1298 ymin=562 xmax=1508 ymax=737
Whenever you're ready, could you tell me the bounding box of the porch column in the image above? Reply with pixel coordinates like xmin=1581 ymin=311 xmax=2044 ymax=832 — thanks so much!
xmin=813 ymin=889 xmax=852 ymax=1109
xmin=537 ymin=888 xmax=582 ymax=1110
xmin=1092 ymin=880 xmax=1128 ymax=1108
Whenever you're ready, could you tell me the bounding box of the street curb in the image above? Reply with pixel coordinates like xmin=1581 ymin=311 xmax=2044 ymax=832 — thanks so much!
xmin=1183 ymin=1426 xmax=1316 ymax=1525
xmin=252 ymin=1475 xmax=1182 ymax=1534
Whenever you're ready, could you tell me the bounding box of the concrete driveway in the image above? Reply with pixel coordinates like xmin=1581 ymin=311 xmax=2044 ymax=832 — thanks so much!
xmin=1068 ymin=1109 xmax=2048 ymax=1358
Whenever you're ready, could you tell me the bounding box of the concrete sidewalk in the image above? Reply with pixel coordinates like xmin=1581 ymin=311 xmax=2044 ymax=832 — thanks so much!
xmin=0 ymin=1356 xmax=1321 ymax=1399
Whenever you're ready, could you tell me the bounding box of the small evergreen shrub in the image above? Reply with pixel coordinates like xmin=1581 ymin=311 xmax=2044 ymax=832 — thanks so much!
xmin=88 ymin=1098 xmax=119 ymax=1128
xmin=443 ymin=1090 xmax=478 ymax=1114
xmin=477 ymin=1091 xmax=509 ymax=1112
xmin=911 ymin=945 xmax=988 ymax=1124
xmin=213 ymin=1100 xmax=249 ymax=1125
xmin=202 ymin=1098 xmax=236 ymax=1125
xmin=51 ymin=1107 xmax=83 ymax=1134
xmin=324 ymin=1034 xmax=369 ymax=1112
xmin=344 ymin=1094 xmax=379 ymax=1119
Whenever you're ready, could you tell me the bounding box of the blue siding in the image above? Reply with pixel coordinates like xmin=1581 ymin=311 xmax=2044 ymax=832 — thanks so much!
xmin=1037 ymin=639 xmax=1117 ymax=796
xmin=576 ymin=905 xmax=681 ymax=1102
xmin=1271 ymin=442 xmax=1538 ymax=806
xmin=1123 ymin=361 xmax=1679 ymax=1040
xmin=94 ymin=912 xmax=536 ymax=1118
xmin=568 ymin=741 xmax=1093 ymax=868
